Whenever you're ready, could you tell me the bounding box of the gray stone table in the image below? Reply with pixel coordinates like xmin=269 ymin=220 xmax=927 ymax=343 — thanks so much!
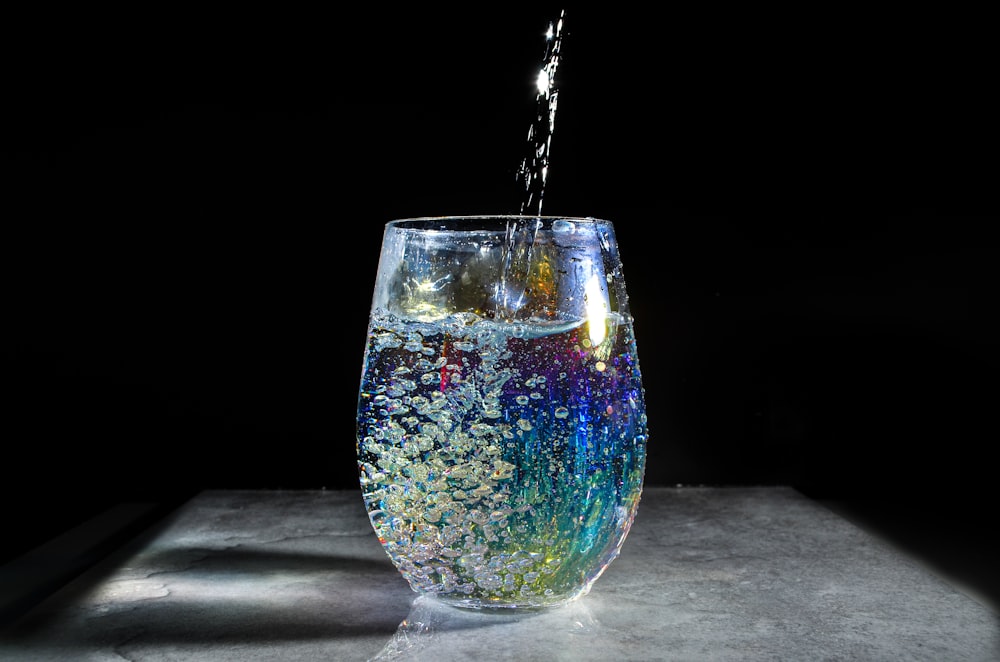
xmin=1 ymin=487 xmax=997 ymax=661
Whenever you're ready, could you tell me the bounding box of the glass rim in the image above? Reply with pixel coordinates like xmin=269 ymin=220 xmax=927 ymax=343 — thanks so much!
xmin=385 ymin=215 xmax=611 ymax=228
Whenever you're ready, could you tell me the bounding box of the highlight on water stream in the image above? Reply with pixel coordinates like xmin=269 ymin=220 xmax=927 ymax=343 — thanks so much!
xmin=516 ymin=9 xmax=566 ymax=216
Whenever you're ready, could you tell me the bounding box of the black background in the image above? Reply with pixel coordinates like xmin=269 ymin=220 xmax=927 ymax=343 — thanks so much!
xmin=2 ymin=6 xmax=995 ymax=593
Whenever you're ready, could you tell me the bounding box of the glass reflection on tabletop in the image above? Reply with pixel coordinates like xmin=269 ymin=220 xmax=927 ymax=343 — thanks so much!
xmin=370 ymin=594 xmax=603 ymax=661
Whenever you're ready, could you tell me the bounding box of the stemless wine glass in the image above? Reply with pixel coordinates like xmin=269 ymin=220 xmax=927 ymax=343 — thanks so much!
xmin=356 ymin=216 xmax=648 ymax=609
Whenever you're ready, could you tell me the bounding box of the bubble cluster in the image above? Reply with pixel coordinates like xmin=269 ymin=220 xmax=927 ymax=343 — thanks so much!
xmin=357 ymin=310 xmax=647 ymax=607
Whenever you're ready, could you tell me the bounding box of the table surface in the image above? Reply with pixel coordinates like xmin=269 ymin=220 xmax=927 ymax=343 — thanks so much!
xmin=1 ymin=487 xmax=996 ymax=661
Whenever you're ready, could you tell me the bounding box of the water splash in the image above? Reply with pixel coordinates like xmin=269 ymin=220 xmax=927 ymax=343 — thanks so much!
xmin=516 ymin=10 xmax=566 ymax=217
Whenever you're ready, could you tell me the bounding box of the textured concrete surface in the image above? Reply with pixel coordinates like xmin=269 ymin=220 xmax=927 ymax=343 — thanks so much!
xmin=1 ymin=487 xmax=996 ymax=661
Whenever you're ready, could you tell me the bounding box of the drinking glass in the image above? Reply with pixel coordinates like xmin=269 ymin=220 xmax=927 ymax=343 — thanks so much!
xmin=356 ymin=216 xmax=648 ymax=609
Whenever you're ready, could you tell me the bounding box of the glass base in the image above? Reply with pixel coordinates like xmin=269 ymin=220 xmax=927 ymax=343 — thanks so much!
xmin=418 ymin=586 xmax=591 ymax=611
